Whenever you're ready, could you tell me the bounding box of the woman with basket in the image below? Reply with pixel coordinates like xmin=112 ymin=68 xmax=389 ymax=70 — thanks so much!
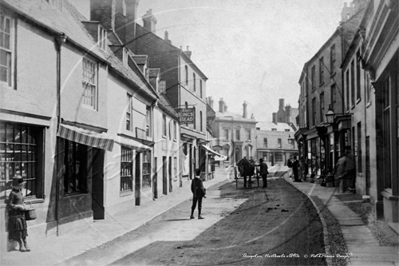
xmin=7 ymin=175 xmax=32 ymax=252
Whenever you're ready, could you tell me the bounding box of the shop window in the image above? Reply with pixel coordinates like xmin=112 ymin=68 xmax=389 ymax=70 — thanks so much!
xmin=63 ymin=140 xmax=88 ymax=194
xmin=0 ymin=122 xmax=43 ymax=200
xmin=120 ymin=146 xmax=133 ymax=192
xmin=142 ymin=151 xmax=151 ymax=189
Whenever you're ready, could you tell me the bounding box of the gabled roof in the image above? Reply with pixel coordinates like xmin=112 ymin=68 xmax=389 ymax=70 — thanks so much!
xmin=2 ymin=0 xmax=106 ymax=62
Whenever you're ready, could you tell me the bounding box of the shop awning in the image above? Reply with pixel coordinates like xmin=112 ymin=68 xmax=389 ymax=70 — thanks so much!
xmin=115 ymin=135 xmax=152 ymax=151
xmin=57 ymin=124 xmax=114 ymax=152
xmin=200 ymin=145 xmax=227 ymax=161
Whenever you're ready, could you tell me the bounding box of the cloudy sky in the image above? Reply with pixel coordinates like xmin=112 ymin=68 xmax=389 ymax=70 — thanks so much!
xmin=137 ymin=0 xmax=349 ymax=121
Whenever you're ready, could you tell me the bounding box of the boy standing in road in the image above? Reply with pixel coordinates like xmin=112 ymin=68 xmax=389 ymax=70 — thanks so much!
xmin=190 ymin=168 xmax=205 ymax=219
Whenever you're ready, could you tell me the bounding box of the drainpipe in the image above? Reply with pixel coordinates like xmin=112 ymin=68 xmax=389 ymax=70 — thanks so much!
xmin=54 ymin=33 xmax=66 ymax=236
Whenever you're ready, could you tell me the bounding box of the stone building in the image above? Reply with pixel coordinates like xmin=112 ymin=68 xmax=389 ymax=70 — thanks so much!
xmin=211 ymin=98 xmax=257 ymax=165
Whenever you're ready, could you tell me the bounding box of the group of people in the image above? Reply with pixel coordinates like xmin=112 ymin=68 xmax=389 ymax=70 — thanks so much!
xmin=236 ymin=157 xmax=269 ymax=188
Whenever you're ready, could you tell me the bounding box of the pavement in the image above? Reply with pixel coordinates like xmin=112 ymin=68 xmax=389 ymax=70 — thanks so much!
xmin=275 ymin=164 xmax=399 ymax=266
xmin=2 ymin=164 xmax=398 ymax=266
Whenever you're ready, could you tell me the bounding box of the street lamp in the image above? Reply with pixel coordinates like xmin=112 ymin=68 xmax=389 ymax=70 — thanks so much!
xmin=325 ymin=104 xmax=335 ymax=124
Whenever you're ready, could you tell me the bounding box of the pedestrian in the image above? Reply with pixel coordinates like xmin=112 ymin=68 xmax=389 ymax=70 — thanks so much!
xmin=292 ymin=156 xmax=301 ymax=182
xmin=334 ymin=148 xmax=355 ymax=192
xmin=7 ymin=175 xmax=30 ymax=252
xmin=258 ymin=158 xmax=269 ymax=188
xmin=190 ymin=168 xmax=206 ymax=219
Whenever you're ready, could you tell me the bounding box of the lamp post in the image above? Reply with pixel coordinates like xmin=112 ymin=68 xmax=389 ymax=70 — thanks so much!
xmin=325 ymin=104 xmax=335 ymax=124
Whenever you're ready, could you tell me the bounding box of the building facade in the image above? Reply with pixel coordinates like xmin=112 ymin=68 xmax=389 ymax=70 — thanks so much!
xmin=211 ymin=99 xmax=257 ymax=165
xmin=256 ymin=122 xmax=297 ymax=166
xmin=296 ymin=3 xmax=365 ymax=180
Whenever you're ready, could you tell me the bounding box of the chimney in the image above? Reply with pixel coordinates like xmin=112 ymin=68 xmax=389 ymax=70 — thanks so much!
xmin=224 ymin=104 xmax=228 ymax=112
xmin=164 ymin=31 xmax=171 ymax=44
xmin=207 ymin=97 xmax=214 ymax=109
xmin=219 ymin=98 xmax=225 ymax=113
xmin=243 ymin=101 xmax=247 ymax=118
xmin=340 ymin=1 xmax=355 ymax=22
xmin=183 ymin=46 xmax=192 ymax=59
xmin=279 ymin=98 xmax=284 ymax=110
xmin=272 ymin=112 xmax=277 ymax=124
xmin=125 ymin=0 xmax=139 ymax=44
xmin=142 ymin=9 xmax=157 ymax=32
xmin=90 ymin=0 xmax=115 ymax=30
xmin=251 ymin=113 xmax=255 ymax=119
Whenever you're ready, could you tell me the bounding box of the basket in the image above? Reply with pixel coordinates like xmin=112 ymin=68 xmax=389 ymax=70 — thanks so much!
xmin=24 ymin=202 xmax=37 ymax=221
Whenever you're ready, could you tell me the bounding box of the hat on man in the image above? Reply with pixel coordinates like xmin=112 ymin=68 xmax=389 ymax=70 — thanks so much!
xmin=12 ymin=175 xmax=26 ymax=189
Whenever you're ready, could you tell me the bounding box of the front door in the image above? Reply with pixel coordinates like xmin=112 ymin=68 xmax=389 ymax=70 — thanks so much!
xmin=153 ymin=157 xmax=158 ymax=199
xmin=92 ymin=148 xmax=105 ymax=219
xmin=162 ymin=156 xmax=167 ymax=195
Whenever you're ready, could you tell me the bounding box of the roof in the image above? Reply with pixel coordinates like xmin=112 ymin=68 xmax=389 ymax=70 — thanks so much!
xmin=2 ymin=0 xmax=106 ymax=61
xmin=256 ymin=121 xmax=295 ymax=132
xmin=158 ymin=93 xmax=179 ymax=119
xmin=134 ymin=24 xmax=208 ymax=80
xmin=215 ymin=111 xmax=257 ymax=123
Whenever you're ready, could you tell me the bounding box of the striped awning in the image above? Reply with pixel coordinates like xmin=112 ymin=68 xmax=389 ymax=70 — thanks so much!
xmin=57 ymin=124 xmax=114 ymax=152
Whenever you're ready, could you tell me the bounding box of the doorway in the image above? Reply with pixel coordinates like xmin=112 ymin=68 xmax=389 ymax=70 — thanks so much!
xmin=135 ymin=152 xmax=141 ymax=206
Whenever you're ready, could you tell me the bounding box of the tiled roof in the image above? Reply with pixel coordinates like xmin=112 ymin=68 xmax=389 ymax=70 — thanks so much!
xmin=106 ymin=52 xmax=158 ymax=100
xmin=158 ymin=93 xmax=179 ymax=119
xmin=2 ymin=0 xmax=106 ymax=61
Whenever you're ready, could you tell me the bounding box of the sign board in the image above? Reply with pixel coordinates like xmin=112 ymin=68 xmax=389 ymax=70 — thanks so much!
xmin=178 ymin=108 xmax=194 ymax=124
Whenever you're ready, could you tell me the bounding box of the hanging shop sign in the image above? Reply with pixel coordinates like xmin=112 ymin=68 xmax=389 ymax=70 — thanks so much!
xmin=178 ymin=108 xmax=195 ymax=124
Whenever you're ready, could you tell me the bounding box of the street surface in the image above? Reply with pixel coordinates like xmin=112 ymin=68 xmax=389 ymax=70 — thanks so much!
xmin=63 ymin=176 xmax=326 ymax=266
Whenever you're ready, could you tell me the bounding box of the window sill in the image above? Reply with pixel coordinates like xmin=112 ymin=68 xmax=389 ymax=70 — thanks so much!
xmin=356 ymin=98 xmax=361 ymax=104
xmin=366 ymin=101 xmax=372 ymax=108
xmin=351 ymin=105 xmax=355 ymax=110
xmin=81 ymin=104 xmax=97 ymax=112
xmin=319 ymin=82 xmax=324 ymax=87
xmin=330 ymin=72 xmax=336 ymax=78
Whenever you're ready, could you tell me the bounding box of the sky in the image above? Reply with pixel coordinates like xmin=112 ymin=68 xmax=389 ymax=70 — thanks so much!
xmin=137 ymin=0 xmax=350 ymax=122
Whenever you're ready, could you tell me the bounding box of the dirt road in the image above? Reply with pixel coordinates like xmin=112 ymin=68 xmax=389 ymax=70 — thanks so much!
xmin=64 ymin=177 xmax=326 ymax=266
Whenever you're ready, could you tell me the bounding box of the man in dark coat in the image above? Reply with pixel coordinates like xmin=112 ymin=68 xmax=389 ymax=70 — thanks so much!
xmin=258 ymin=158 xmax=269 ymax=188
xmin=292 ymin=156 xmax=301 ymax=182
xmin=190 ymin=168 xmax=205 ymax=219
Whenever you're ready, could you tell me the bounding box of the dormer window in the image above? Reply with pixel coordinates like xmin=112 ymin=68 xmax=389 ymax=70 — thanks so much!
xmin=98 ymin=26 xmax=107 ymax=50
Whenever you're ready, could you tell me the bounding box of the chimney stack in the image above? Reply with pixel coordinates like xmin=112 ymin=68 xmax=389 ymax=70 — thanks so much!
xmin=279 ymin=98 xmax=284 ymax=110
xmin=164 ymin=31 xmax=171 ymax=44
xmin=219 ymin=98 xmax=225 ymax=113
xmin=183 ymin=46 xmax=192 ymax=59
xmin=243 ymin=101 xmax=247 ymax=118
xmin=272 ymin=112 xmax=277 ymax=124
xmin=142 ymin=9 xmax=157 ymax=32
xmin=207 ymin=97 xmax=214 ymax=109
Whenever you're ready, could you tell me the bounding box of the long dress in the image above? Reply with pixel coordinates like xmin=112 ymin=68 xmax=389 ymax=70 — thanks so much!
xmin=7 ymin=189 xmax=28 ymax=240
